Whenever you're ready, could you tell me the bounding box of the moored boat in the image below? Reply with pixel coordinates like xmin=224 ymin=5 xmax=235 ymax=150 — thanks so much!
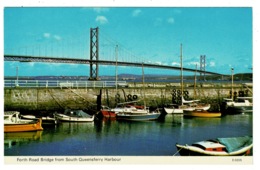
xmin=99 ymin=105 xmax=117 ymax=118
xmin=164 ymin=44 xmax=210 ymax=115
xmin=164 ymin=98 xmax=211 ymax=115
xmin=183 ymin=109 xmax=221 ymax=118
xmin=175 ymin=136 xmax=252 ymax=156
xmin=116 ymin=109 xmax=161 ymax=121
xmin=54 ymin=109 xmax=94 ymax=122
xmin=164 ymin=104 xmax=186 ymax=114
xmin=21 ymin=114 xmax=58 ymax=125
xmin=221 ymin=97 xmax=253 ymax=114
xmin=4 ymin=111 xmax=43 ymax=132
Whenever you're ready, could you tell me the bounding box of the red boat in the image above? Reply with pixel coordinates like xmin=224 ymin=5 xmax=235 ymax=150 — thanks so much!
xmin=100 ymin=106 xmax=116 ymax=118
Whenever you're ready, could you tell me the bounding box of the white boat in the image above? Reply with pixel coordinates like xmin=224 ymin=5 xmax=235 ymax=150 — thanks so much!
xmin=164 ymin=105 xmax=187 ymax=114
xmin=116 ymin=63 xmax=161 ymax=121
xmin=21 ymin=115 xmax=58 ymax=125
xmin=176 ymin=136 xmax=253 ymax=156
xmin=54 ymin=109 xmax=94 ymax=122
xmin=164 ymin=44 xmax=210 ymax=114
xmin=112 ymin=102 xmax=144 ymax=113
xmin=116 ymin=109 xmax=161 ymax=121
xmin=222 ymin=68 xmax=253 ymax=114
xmin=164 ymin=97 xmax=210 ymax=114
xmin=222 ymin=97 xmax=253 ymax=114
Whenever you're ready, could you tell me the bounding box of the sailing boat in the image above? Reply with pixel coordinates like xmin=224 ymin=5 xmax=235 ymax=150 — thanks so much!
xmin=164 ymin=44 xmax=210 ymax=114
xmin=99 ymin=45 xmax=119 ymax=118
xmin=116 ymin=63 xmax=161 ymax=121
xmin=221 ymin=68 xmax=253 ymax=114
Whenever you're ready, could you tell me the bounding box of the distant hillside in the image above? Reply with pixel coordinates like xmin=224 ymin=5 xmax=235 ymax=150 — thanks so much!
xmin=4 ymin=72 xmax=252 ymax=81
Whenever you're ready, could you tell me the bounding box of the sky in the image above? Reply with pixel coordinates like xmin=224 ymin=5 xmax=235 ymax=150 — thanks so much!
xmin=4 ymin=7 xmax=253 ymax=76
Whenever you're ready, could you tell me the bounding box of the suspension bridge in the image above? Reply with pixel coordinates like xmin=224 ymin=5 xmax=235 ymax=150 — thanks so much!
xmin=4 ymin=27 xmax=222 ymax=80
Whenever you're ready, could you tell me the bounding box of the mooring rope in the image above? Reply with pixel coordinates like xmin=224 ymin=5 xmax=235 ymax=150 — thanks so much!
xmin=173 ymin=147 xmax=183 ymax=156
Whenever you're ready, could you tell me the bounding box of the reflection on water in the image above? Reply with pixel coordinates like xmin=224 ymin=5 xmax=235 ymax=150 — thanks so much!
xmin=4 ymin=114 xmax=253 ymax=156
xmin=4 ymin=131 xmax=42 ymax=149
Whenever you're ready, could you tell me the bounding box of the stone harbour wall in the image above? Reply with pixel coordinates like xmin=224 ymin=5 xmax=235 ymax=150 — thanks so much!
xmin=4 ymin=83 xmax=252 ymax=112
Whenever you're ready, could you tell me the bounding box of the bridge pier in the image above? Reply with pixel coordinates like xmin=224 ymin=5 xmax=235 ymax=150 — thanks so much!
xmin=89 ymin=27 xmax=99 ymax=81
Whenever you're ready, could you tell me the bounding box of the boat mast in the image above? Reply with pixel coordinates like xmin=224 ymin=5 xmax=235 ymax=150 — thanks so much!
xmin=194 ymin=64 xmax=197 ymax=99
xmin=115 ymin=45 xmax=118 ymax=92
xmin=231 ymin=67 xmax=234 ymax=100
xmin=180 ymin=44 xmax=184 ymax=105
xmin=142 ymin=62 xmax=146 ymax=109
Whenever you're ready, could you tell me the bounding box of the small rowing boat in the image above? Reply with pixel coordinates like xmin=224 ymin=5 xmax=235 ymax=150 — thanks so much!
xmin=176 ymin=136 xmax=252 ymax=156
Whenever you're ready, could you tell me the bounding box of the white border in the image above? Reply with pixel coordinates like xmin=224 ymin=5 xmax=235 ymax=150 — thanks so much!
xmin=1 ymin=0 xmax=258 ymax=170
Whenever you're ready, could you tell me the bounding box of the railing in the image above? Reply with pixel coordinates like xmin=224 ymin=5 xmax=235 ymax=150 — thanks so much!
xmin=4 ymin=80 xmax=128 ymax=88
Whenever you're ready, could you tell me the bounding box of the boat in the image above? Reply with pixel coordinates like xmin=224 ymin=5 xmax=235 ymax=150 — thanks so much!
xmin=99 ymin=105 xmax=117 ymax=118
xmin=183 ymin=109 xmax=221 ymax=118
xmin=164 ymin=104 xmax=186 ymax=114
xmin=21 ymin=114 xmax=58 ymax=125
xmin=4 ymin=111 xmax=43 ymax=132
xmin=221 ymin=68 xmax=253 ymax=114
xmin=54 ymin=109 xmax=95 ymax=122
xmin=116 ymin=109 xmax=161 ymax=121
xmin=164 ymin=44 xmax=210 ymax=114
xmin=221 ymin=97 xmax=253 ymax=114
xmin=164 ymin=97 xmax=211 ymax=114
xmin=116 ymin=63 xmax=161 ymax=121
xmin=113 ymin=103 xmax=145 ymax=113
xmin=175 ymin=136 xmax=253 ymax=156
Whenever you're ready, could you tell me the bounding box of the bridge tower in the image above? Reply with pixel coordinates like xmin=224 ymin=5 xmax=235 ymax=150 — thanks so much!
xmin=200 ymin=55 xmax=206 ymax=81
xmin=89 ymin=27 xmax=99 ymax=80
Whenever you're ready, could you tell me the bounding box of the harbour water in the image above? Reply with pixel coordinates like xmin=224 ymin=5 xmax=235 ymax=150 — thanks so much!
xmin=4 ymin=113 xmax=252 ymax=156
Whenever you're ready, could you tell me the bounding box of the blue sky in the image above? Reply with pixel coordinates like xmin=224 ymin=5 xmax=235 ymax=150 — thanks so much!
xmin=4 ymin=7 xmax=252 ymax=76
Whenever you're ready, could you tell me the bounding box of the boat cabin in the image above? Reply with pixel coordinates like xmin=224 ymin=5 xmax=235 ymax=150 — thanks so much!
xmin=192 ymin=140 xmax=227 ymax=152
xmin=4 ymin=111 xmax=20 ymax=123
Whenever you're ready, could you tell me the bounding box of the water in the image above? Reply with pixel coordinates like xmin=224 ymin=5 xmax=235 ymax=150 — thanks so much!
xmin=4 ymin=114 xmax=253 ymax=156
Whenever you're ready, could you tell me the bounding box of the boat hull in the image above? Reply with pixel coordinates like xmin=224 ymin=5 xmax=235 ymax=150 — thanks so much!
xmin=4 ymin=119 xmax=43 ymax=132
xmin=55 ymin=113 xmax=94 ymax=122
xmin=164 ymin=108 xmax=183 ymax=114
xmin=21 ymin=115 xmax=58 ymax=125
xmin=100 ymin=110 xmax=116 ymax=118
xmin=183 ymin=110 xmax=221 ymax=118
xmin=116 ymin=113 xmax=160 ymax=121
xmin=226 ymin=106 xmax=253 ymax=114
xmin=176 ymin=144 xmax=252 ymax=156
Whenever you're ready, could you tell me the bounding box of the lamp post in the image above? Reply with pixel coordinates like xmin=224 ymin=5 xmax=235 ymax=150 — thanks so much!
xmin=16 ymin=66 xmax=19 ymax=87
xmin=231 ymin=67 xmax=234 ymax=100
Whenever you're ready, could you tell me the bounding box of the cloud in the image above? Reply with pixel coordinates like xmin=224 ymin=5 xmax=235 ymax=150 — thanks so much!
xmin=43 ymin=33 xmax=50 ymax=38
xmin=132 ymin=9 xmax=141 ymax=17
xmin=186 ymin=61 xmax=200 ymax=67
xmin=167 ymin=17 xmax=175 ymax=24
xmin=42 ymin=33 xmax=61 ymax=41
xmin=209 ymin=61 xmax=216 ymax=67
xmin=171 ymin=62 xmax=180 ymax=66
xmin=53 ymin=35 xmax=62 ymax=41
xmin=155 ymin=61 xmax=162 ymax=65
xmin=95 ymin=16 xmax=108 ymax=24
xmin=93 ymin=8 xmax=109 ymax=13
